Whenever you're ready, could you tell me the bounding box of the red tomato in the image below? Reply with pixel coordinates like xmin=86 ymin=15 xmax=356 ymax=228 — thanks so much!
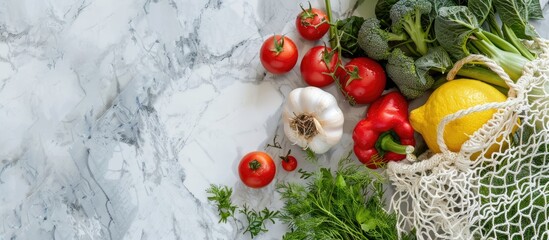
xmin=280 ymin=150 xmax=297 ymax=172
xmin=295 ymin=5 xmax=330 ymax=40
xmin=337 ymin=57 xmax=386 ymax=105
xmin=300 ymin=46 xmax=340 ymax=87
xmin=260 ymin=35 xmax=298 ymax=74
xmin=238 ymin=151 xmax=276 ymax=188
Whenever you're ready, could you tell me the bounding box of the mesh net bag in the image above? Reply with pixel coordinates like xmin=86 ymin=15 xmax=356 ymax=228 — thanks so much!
xmin=386 ymin=38 xmax=549 ymax=240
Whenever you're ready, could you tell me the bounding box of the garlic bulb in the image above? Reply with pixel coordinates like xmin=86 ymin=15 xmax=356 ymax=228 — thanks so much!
xmin=282 ymin=87 xmax=344 ymax=154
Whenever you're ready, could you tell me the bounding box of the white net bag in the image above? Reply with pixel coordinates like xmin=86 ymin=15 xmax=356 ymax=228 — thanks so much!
xmin=386 ymin=38 xmax=549 ymax=240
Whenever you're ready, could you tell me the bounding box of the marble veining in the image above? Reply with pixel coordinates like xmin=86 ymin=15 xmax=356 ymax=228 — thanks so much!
xmin=1 ymin=0 xmax=548 ymax=239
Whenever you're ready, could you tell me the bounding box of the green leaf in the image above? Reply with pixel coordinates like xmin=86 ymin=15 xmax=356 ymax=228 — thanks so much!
xmin=356 ymin=208 xmax=371 ymax=223
xmin=335 ymin=174 xmax=347 ymax=189
xmin=427 ymin=0 xmax=458 ymax=18
xmin=527 ymin=0 xmax=544 ymax=19
xmin=361 ymin=219 xmax=378 ymax=232
xmin=414 ymin=47 xmax=454 ymax=84
xmin=336 ymin=16 xmax=366 ymax=58
xmin=375 ymin=0 xmax=400 ymax=28
xmin=468 ymin=0 xmax=493 ymax=25
xmin=493 ymin=0 xmax=539 ymax=39
xmin=435 ymin=6 xmax=479 ymax=59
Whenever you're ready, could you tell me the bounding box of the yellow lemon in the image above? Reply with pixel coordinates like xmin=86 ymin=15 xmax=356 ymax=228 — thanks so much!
xmin=410 ymin=79 xmax=507 ymax=154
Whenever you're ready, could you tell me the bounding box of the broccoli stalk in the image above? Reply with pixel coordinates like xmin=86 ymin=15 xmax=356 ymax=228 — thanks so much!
xmin=389 ymin=0 xmax=432 ymax=56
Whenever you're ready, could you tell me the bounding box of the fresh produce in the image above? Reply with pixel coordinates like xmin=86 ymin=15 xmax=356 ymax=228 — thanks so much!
xmin=335 ymin=16 xmax=366 ymax=58
xmin=353 ymin=91 xmax=415 ymax=168
xmin=300 ymin=46 xmax=339 ymax=87
xmin=387 ymin=49 xmax=437 ymax=99
xmin=238 ymin=151 xmax=276 ymax=188
xmin=282 ymin=87 xmax=344 ymax=154
xmin=435 ymin=6 xmax=532 ymax=81
xmin=355 ymin=0 xmax=542 ymax=99
xmin=206 ymin=184 xmax=280 ymax=238
xmin=357 ymin=17 xmax=408 ymax=61
xmin=337 ymin=57 xmax=386 ymax=105
xmin=206 ymin=185 xmax=238 ymax=223
xmin=260 ymin=35 xmax=298 ymax=74
xmin=280 ymin=150 xmax=298 ymax=172
xmin=409 ymin=79 xmax=507 ymax=153
xmin=295 ymin=4 xmax=330 ymax=41
xmin=240 ymin=205 xmax=280 ymax=238
xmin=277 ymin=155 xmax=415 ymax=239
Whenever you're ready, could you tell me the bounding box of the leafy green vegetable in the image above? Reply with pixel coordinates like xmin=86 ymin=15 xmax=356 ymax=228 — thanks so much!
xmin=336 ymin=16 xmax=366 ymax=58
xmin=435 ymin=6 xmax=531 ymax=80
xmin=414 ymin=46 xmax=454 ymax=84
xmin=467 ymin=0 xmax=493 ymax=25
xmin=527 ymin=0 xmax=545 ymax=19
xmin=493 ymin=0 xmax=540 ymax=38
xmin=277 ymin=153 xmax=414 ymax=239
xmin=478 ymin=130 xmax=549 ymax=239
xmin=240 ymin=205 xmax=280 ymax=239
xmin=206 ymin=185 xmax=238 ymax=223
xmin=434 ymin=6 xmax=479 ymax=59
xmin=426 ymin=0 xmax=457 ymax=17
xmin=375 ymin=0 xmax=400 ymax=28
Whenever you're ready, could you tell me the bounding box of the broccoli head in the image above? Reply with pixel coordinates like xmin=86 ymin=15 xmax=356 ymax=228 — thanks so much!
xmin=357 ymin=17 xmax=408 ymax=60
xmin=386 ymin=48 xmax=434 ymax=99
xmin=389 ymin=0 xmax=432 ymax=56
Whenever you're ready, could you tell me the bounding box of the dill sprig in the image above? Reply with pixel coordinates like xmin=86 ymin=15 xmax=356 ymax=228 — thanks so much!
xmin=240 ymin=205 xmax=280 ymax=238
xmin=277 ymin=153 xmax=414 ymax=240
xmin=206 ymin=184 xmax=237 ymax=223
xmin=304 ymin=148 xmax=318 ymax=162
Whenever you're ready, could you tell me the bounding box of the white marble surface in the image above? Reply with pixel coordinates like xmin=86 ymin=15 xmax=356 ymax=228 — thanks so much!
xmin=1 ymin=0 xmax=548 ymax=239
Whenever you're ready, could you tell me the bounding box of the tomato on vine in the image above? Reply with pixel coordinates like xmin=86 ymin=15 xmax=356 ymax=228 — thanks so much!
xmin=295 ymin=3 xmax=330 ymax=41
xmin=280 ymin=150 xmax=298 ymax=172
xmin=238 ymin=151 xmax=276 ymax=188
xmin=260 ymin=35 xmax=298 ymax=74
xmin=300 ymin=46 xmax=340 ymax=87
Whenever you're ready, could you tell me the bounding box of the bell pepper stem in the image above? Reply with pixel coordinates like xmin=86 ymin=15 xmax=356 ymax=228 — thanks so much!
xmin=380 ymin=134 xmax=414 ymax=155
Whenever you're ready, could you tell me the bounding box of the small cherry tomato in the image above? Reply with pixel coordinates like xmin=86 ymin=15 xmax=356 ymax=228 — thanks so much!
xmin=300 ymin=46 xmax=340 ymax=87
xmin=337 ymin=57 xmax=386 ymax=105
xmin=238 ymin=151 xmax=276 ymax=188
xmin=280 ymin=150 xmax=298 ymax=172
xmin=260 ymin=35 xmax=298 ymax=74
xmin=295 ymin=4 xmax=330 ymax=41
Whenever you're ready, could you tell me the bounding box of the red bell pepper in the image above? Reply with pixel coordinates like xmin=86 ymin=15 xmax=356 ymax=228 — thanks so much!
xmin=352 ymin=91 xmax=415 ymax=169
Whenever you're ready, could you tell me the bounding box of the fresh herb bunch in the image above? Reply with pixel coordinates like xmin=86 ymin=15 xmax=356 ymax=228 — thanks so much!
xmin=206 ymin=184 xmax=238 ymax=223
xmin=240 ymin=205 xmax=280 ymax=238
xmin=277 ymin=153 xmax=415 ymax=239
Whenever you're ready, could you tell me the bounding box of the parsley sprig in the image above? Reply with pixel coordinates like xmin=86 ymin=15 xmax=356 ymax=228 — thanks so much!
xmin=206 ymin=185 xmax=238 ymax=223
xmin=240 ymin=205 xmax=280 ymax=238
xmin=206 ymin=184 xmax=280 ymax=239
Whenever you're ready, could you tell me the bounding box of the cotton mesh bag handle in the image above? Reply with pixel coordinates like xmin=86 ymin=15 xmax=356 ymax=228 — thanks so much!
xmin=387 ymin=38 xmax=549 ymax=240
